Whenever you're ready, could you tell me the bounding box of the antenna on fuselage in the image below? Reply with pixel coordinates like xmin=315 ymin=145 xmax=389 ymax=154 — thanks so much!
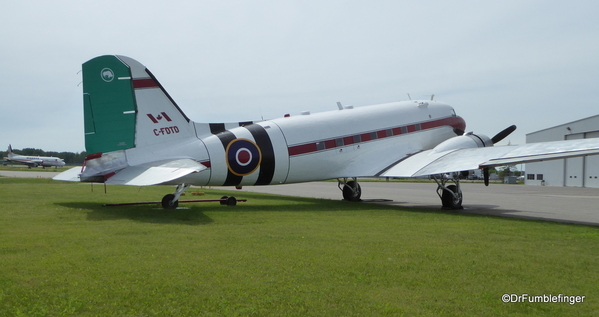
xmin=336 ymin=102 xmax=343 ymax=110
xmin=407 ymin=93 xmax=412 ymax=100
xmin=430 ymin=94 xmax=435 ymax=101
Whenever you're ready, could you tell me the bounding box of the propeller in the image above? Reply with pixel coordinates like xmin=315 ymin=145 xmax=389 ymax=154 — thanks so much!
xmin=484 ymin=125 xmax=517 ymax=186
xmin=491 ymin=125 xmax=517 ymax=144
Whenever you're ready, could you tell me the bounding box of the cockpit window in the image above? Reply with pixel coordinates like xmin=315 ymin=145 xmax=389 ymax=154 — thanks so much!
xmin=451 ymin=109 xmax=457 ymax=117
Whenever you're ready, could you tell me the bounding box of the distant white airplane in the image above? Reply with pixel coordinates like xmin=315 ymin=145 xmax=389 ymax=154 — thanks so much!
xmin=4 ymin=145 xmax=65 ymax=168
xmin=54 ymin=55 xmax=599 ymax=209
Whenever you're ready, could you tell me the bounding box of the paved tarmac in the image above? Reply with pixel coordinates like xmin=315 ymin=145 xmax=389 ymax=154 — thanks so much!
xmin=0 ymin=170 xmax=61 ymax=179
xmin=4 ymin=170 xmax=599 ymax=226
xmin=230 ymin=181 xmax=599 ymax=226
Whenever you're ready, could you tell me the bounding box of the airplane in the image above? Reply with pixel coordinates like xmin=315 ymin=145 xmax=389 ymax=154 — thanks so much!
xmin=4 ymin=145 xmax=65 ymax=168
xmin=54 ymin=55 xmax=599 ymax=209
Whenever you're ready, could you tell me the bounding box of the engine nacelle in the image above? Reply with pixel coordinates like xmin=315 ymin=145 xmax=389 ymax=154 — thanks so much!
xmin=431 ymin=132 xmax=493 ymax=154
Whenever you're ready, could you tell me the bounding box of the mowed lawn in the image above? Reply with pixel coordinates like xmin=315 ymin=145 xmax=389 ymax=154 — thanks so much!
xmin=1 ymin=178 xmax=598 ymax=316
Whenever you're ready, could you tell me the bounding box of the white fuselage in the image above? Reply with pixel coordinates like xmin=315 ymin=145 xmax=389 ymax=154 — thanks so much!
xmin=5 ymin=153 xmax=66 ymax=168
xmin=130 ymin=100 xmax=465 ymax=187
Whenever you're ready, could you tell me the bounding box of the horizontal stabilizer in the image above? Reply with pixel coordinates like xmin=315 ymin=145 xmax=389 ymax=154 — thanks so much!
xmin=53 ymin=167 xmax=83 ymax=182
xmin=105 ymin=159 xmax=207 ymax=186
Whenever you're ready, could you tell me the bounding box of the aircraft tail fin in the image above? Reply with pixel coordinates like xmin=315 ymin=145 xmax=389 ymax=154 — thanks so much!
xmin=7 ymin=144 xmax=14 ymax=158
xmin=82 ymin=55 xmax=195 ymax=154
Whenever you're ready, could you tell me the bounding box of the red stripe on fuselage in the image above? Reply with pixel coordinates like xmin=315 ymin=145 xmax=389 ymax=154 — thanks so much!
xmin=133 ymin=78 xmax=159 ymax=89
xmin=288 ymin=143 xmax=318 ymax=156
xmin=287 ymin=116 xmax=466 ymax=156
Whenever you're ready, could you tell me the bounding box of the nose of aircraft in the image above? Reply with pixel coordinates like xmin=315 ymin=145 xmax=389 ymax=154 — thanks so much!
xmin=451 ymin=116 xmax=466 ymax=134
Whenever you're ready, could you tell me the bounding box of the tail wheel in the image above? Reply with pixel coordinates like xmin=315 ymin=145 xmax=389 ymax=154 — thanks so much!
xmin=161 ymin=194 xmax=179 ymax=209
xmin=342 ymin=181 xmax=362 ymax=202
xmin=441 ymin=185 xmax=462 ymax=209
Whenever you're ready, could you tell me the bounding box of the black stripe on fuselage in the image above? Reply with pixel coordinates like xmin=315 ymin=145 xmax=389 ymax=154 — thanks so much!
xmin=210 ymin=123 xmax=226 ymax=134
xmin=215 ymin=130 xmax=243 ymax=186
xmin=210 ymin=122 xmax=254 ymax=134
xmin=245 ymin=124 xmax=275 ymax=185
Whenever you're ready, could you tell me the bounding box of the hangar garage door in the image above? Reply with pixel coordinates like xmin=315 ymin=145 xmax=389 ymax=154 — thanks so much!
xmin=565 ymin=132 xmax=599 ymax=188
xmin=584 ymin=131 xmax=599 ymax=188
xmin=565 ymin=134 xmax=584 ymax=187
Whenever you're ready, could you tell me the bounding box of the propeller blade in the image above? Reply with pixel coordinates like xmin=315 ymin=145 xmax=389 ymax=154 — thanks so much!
xmin=483 ymin=167 xmax=490 ymax=186
xmin=491 ymin=125 xmax=517 ymax=144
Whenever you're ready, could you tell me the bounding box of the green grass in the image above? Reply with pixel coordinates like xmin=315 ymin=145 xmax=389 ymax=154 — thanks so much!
xmin=1 ymin=178 xmax=597 ymax=316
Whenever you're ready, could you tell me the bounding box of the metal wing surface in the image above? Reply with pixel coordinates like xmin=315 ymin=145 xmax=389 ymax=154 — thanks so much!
xmin=105 ymin=159 xmax=207 ymax=186
xmin=381 ymin=138 xmax=599 ymax=178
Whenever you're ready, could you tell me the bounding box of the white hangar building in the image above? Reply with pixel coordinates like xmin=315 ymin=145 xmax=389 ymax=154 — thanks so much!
xmin=525 ymin=114 xmax=599 ymax=188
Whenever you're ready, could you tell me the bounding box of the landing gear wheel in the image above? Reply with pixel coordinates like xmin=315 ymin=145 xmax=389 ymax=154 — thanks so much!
xmin=441 ymin=185 xmax=463 ymax=209
xmin=226 ymin=196 xmax=237 ymax=206
xmin=342 ymin=181 xmax=362 ymax=202
xmin=161 ymin=194 xmax=179 ymax=209
xmin=220 ymin=196 xmax=229 ymax=205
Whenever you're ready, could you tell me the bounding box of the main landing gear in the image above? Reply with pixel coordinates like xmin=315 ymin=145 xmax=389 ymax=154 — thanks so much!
xmin=432 ymin=173 xmax=463 ymax=209
xmin=338 ymin=177 xmax=362 ymax=202
xmin=159 ymin=184 xmax=242 ymax=209
xmin=338 ymin=175 xmax=463 ymax=209
xmin=161 ymin=183 xmax=190 ymax=209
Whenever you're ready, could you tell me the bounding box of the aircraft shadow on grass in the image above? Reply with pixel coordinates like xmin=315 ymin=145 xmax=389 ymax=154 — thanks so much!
xmin=56 ymin=202 xmax=215 ymax=225
xmin=54 ymin=194 xmax=360 ymax=225
xmin=57 ymin=194 xmax=586 ymax=227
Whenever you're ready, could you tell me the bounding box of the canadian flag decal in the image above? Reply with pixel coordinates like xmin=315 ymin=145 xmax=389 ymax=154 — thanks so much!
xmin=147 ymin=112 xmax=172 ymax=123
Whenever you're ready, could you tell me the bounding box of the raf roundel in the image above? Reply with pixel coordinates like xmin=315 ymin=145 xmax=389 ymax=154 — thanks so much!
xmin=226 ymin=139 xmax=262 ymax=176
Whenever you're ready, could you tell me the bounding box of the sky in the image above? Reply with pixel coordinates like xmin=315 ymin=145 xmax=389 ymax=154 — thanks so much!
xmin=1 ymin=0 xmax=598 ymax=153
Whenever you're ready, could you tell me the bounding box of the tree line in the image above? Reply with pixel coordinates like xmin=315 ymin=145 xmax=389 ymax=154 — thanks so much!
xmin=1 ymin=148 xmax=87 ymax=164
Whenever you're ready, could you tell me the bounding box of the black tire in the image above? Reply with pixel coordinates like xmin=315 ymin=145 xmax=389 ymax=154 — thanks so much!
xmin=441 ymin=185 xmax=463 ymax=209
xmin=161 ymin=194 xmax=179 ymax=209
xmin=342 ymin=181 xmax=362 ymax=202
xmin=226 ymin=196 xmax=237 ymax=206
xmin=220 ymin=196 xmax=229 ymax=206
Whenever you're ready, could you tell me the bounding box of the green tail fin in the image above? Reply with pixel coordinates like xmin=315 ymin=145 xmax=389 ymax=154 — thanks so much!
xmin=83 ymin=55 xmax=136 ymax=154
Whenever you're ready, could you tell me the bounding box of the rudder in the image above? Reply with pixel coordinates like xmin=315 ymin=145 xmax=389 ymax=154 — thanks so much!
xmin=83 ymin=56 xmax=137 ymax=154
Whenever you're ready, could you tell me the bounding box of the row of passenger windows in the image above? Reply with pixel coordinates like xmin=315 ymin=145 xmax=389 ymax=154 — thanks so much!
xmin=315 ymin=124 xmax=422 ymax=150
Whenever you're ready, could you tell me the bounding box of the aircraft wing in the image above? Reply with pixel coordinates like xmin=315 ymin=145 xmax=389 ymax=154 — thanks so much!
xmin=105 ymin=159 xmax=207 ymax=186
xmin=380 ymin=138 xmax=599 ymax=177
